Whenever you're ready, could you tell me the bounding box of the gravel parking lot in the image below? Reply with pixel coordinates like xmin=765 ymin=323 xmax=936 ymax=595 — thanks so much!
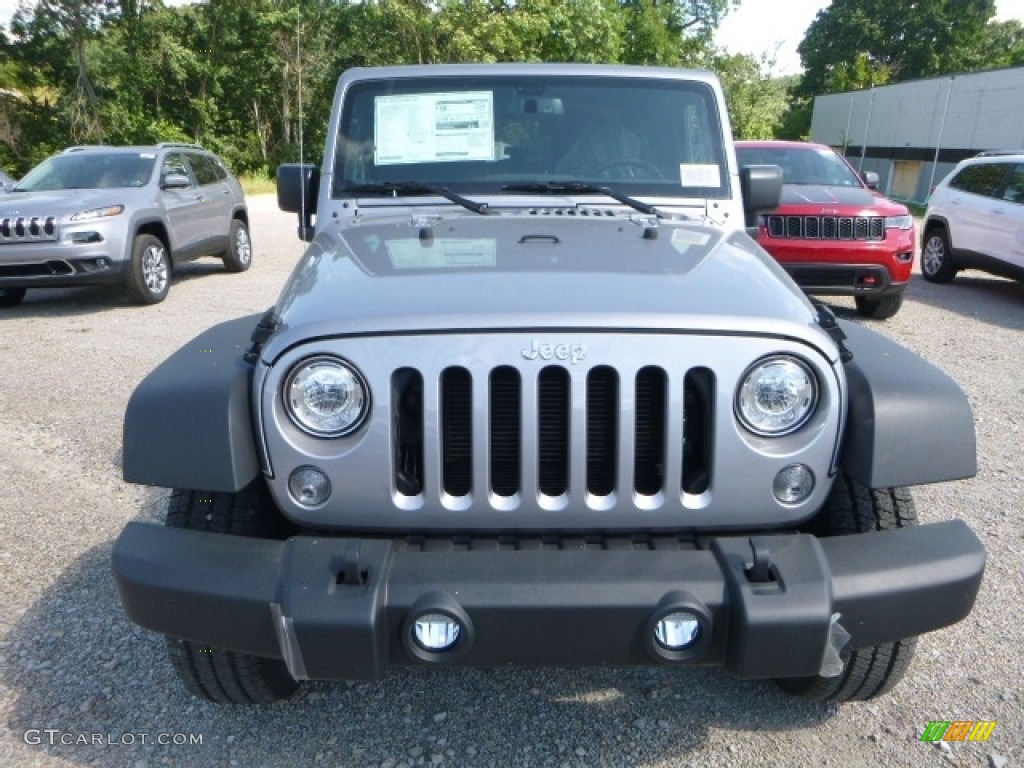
xmin=1 ymin=195 xmax=1021 ymax=768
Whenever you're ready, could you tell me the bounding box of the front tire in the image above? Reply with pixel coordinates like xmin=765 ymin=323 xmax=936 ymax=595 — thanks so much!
xmin=921 ymin=226 xmax=958 ymax=283
xmin=164 ymin=481 xmax=299 ymax=704
xmin=776 ymin=473 xmax=918 ymax=702
xmin=854 ymin=292 xmax=903 ymax=319
xmin=125 ymin=234 xmax=171 ymax=304
xmin=0 ymin=288 xmax=26 ymax=308
xmin=222 ymin=219 xmax=252 ymax=273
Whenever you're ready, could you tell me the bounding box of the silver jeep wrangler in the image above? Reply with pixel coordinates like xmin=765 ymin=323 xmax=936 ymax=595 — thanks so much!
xmin=113 ymin=64 xmax=984 ymax=705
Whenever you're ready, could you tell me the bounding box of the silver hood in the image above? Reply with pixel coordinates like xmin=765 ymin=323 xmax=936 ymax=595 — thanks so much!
xmin=264 ymin=211 xmax=833 ymax=362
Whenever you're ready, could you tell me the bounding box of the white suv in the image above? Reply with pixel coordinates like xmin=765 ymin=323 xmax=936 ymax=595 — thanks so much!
xmin=922 ymin=152 xmax=1024 ymax=284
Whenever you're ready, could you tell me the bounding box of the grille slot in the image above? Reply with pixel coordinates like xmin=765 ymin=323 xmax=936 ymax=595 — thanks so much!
xmin=489 ymin=367 xmax=521 ymax=497
xmin=586 ymin=367 xmax=618 ymax=496
xmin=765 ymin=214 xmax=885 ymax=241
xmin=683 ymin=368 xmax=714 ymax=495
xmin=392 ymin=368 xmax=424 ymax=496
xmin=441 ymin=367 xmax=472 ymax=497
xmin=537 ymin=367 xmax=570 ymax=497
xmin=634 ymin=367 xmax=666 ymax=496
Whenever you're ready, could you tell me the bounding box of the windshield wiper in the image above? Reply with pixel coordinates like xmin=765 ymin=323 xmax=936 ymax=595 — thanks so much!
xmin=502 ymin=181 xmax=662 ymax=218
xmin=345 ymin=182 xmax=490 ymax=215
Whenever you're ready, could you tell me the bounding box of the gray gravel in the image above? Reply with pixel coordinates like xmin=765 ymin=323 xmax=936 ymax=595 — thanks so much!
xmin=1 ymin=196 xmax=1021 ymax=767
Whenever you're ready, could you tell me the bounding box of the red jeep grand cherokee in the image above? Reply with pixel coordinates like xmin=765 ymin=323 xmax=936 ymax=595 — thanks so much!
xmin=736 ymin=141 xmax=915 ymax=319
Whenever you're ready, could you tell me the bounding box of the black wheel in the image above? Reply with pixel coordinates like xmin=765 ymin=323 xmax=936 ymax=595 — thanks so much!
xmin=0 ymin=288 xmax=26 ymax=308
xmin=125 ymin=234 xmax=171 ymax=304
xmin=854 ymin=292 xmax=903 ymax=319
xmin=921 ymin=226 xmax=958 ymax=283
xmin=776 ymin=473 xmax=918 ymax=702
xmin=164 ymin=481 xmax=299 ymax=704
xmin=222 ymin=218 xmax=252 ymax=273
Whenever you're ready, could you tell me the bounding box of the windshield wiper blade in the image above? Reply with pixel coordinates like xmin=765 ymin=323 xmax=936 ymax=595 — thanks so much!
xmin=502 ymin=181 xmax=662 ymax=218
xmin=345 ymin=182 xmax=490 ymax=215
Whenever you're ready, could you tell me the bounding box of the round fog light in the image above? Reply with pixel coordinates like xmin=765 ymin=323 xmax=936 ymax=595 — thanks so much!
xmin=288 ymin=466 xmax=331 ymax=507
xmin=773 ymin=464 xmax=814 ymax=504
xmin=654 ymin=612 xmax=701 ymax=650
xmin=412 ymin=613 xmax=461 ymax=652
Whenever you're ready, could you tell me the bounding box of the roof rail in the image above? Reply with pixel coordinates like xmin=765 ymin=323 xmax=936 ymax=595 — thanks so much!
xmin=62 ymin=145 xmax=110 ymax=153
xmin=975 ymin=150 xmax=1022 ymax=157
xmin=155 ymin=142 xmax=205 ymax=150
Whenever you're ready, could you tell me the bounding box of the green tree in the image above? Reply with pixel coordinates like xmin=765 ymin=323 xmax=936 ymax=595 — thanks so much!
xmin=797 ymin=0 xmax=997 ymax=96
xmin=710 ymin=48 xmax=792 ymax=139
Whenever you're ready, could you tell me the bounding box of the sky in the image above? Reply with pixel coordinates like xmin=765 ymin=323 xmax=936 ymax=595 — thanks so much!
xmin=715 ymin=0 xmax=1024 ymax=76
xmin=1 ymin=0 xmax=1023 ymax=76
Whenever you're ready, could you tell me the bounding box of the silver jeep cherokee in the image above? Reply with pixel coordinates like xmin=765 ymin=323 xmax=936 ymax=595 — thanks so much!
xmin=0 ymin=143 xmax=251 ymax=308
xmin=113 ymin=65 xmax=984 ymax=708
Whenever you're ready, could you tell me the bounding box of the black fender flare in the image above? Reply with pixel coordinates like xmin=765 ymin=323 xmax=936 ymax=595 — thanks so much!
xmin=123 ymin=314 xmax=262 ymax=491
xmin=838 ymin=319 xmax=976 ymax=489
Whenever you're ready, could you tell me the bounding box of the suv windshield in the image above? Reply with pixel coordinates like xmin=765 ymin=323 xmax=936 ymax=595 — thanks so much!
xmin=16 ymin=152 xmax=156 ymax=191
xmin=332 ymin=74 xmax=727 ymax=199
xmin=736 ymin=146 xmax=862 ymax=188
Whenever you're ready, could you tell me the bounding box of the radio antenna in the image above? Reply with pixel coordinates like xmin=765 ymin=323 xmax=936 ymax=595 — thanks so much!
xmin=296 ymin=9 xmax=306 ymax=229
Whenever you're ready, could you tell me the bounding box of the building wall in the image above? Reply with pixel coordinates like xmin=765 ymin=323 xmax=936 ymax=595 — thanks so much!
xmin=810 ymin=67 xmax=1024 ymax=203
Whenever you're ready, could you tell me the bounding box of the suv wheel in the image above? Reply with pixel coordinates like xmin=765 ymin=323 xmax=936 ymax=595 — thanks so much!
xmin=0 ymin=288 xmax=26 ymax=308
xmin=776 ymin=473 xmax=918 ymax=702
xmin=126 ymin=234 xmax=171 ymax=304
xmin=854 ymin=293 xmax=903 ymax=320
xmin=921 ymin=226 xmax=958 ymax=283
xmin=222 ymin=219 xmax=253 ymax=273
xmin=164 ymin=481 xmax=299 ymax=704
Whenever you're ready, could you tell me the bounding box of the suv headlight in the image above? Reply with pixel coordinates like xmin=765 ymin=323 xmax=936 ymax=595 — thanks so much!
xmin=69 ymin=205 xmax=125 ymax=222
xmin=735 ymin=356 xmax=817 ymax=436
xmin=885 ymin=214 xmax=913 ymax=230
xmin=284 ymin=356 xmax=369 ymax=437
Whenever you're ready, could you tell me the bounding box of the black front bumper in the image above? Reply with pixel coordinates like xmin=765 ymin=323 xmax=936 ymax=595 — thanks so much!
xmin=112 ymin=521 xmax=984 ymax=682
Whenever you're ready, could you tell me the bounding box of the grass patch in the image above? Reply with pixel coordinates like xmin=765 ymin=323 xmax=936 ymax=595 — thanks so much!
xmin=240 ymin=174 xmax=277 ymax=196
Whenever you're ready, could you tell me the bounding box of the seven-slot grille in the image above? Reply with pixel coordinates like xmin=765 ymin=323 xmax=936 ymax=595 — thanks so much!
xmin=391 ymin=364 xmax=714 ymax=506
xmin=0 ymin=216 xmax=59 ymax=243
xmin=765 ymin=215 xmax=884 ymax=241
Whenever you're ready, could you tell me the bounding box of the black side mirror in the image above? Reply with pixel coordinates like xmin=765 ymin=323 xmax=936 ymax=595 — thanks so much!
xmin=277 ymin=163 xmax=320 ymax=242
xmin=740 ymin=164 xmax=783 ymax=229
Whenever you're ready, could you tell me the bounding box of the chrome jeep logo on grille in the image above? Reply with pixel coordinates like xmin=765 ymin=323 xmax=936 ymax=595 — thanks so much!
xmin=521 ymin=339 xmax=587 ymax=364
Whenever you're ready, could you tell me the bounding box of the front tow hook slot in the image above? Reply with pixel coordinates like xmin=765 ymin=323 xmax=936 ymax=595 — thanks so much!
xmin=333 ymin=541 xmax=368 ymax=586
xmin=745 ymin=537 xmax=776 ymax=584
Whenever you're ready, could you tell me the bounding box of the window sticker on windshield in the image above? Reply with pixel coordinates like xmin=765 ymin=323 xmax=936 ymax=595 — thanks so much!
xmin=679 ymin=163 xmax=720 ymax=187
xmin=375 ymin=92 xmax=494 ymax=166
xmin=387 ymin=238 xmax=497 ymax=269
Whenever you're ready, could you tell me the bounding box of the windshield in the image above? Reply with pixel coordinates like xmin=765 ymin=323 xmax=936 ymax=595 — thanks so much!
xmin=736 ymin=145 xmax=863 ymax=188
xmin=16 ymin=152 xmax=156 ymax=191
xmin=332 ymin=74 xmax=727 ymax=200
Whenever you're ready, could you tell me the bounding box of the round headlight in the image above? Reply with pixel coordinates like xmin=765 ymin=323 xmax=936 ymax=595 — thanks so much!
xmin=284 ymin=356 xmax=369 ymax=437
xmin=735 ymin=356 xmax=817 ymax=436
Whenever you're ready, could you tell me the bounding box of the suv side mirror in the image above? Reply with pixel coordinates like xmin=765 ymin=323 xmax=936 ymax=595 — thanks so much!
xmin=277 ymin=163 xmax=320 ymax=242
xmin=862 ymin=171 xmax=879 ymax=190
xmin=161 ymin=173 xmax=191 ymax=190
xmin=740 ymin=164 xmax=782 ymax=229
